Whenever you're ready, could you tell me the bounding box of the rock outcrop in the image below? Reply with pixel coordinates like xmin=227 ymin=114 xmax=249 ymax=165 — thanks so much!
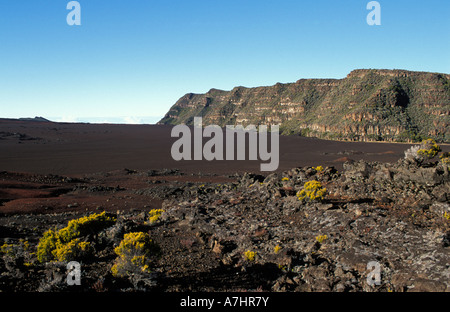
xmin=154 ymin=158 xmax=450 ymax=292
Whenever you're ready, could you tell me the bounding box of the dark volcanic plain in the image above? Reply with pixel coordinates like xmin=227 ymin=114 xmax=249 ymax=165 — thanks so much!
xmin=0 ymin=118 xmax=449 ymax=292
xmin=0 ymin=119 xmax=410 ymax=176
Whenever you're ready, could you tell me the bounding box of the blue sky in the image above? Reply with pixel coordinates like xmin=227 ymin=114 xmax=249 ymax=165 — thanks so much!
xmin=0 ymin=0 xmax=449 ymax=124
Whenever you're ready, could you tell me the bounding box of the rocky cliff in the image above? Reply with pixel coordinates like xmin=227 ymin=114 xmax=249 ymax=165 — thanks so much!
xmin=159 ymin=69 xmax=450 ymax=142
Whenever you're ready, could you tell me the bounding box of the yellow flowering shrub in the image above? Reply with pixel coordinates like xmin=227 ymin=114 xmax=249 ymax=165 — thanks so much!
xmin=0 ymin=242 xmax=14 ymax=257
xmin=1 ymin=239 xmax=33 ymax=266
xmin=20 ymin=239 xmax=30 ymax=252
xmin=417 ymin=139 xmax=441 ymax=159
xmin=148 ymin=209 xmax=164 ymax=224
xmin=37 ymin=211 xmax=116 ymax=263
xmin=111 ymin=232 xmax=159 ymax=277
xmin=244 ymin=250 xmax=256 ymax=262
xmin=316 ymin=234 xmax=328 ymax=243
xmin=52 ymin=239 xmax=92 ymax=262
xmin=440 ymin=152 xmax=450 ymax=168
xmin=314 ymin=166 xmax=324 ymax=172
xmin=60 ymin=211 xmax=117 ymax=241
xmin=274 ymin=245 xmax=282 ymax=254
xmin=281 ymin=177 xmax=290 ymax=181
xmin=1 ymin=239 xmax=30 ymax=257
xmin=444 ymin=212 xmax=450 ymax=221
xmin=297 ymin=180 xmax=327 ymax=202
xmin=36 ymin=229 xmax=59 ymax=263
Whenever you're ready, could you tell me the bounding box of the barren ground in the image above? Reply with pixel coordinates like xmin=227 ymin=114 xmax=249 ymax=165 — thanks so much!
xmin=0 ymin=119 xmax=448 ymax=292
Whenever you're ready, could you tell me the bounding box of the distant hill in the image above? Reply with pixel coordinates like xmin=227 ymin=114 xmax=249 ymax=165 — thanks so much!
xmin=18 ymin=116 xmax=51 ymax=122
xmin=159 ymin=69 xmax=450 ymax=142
xmin=0 ymin=116 xmax=51 ymax=123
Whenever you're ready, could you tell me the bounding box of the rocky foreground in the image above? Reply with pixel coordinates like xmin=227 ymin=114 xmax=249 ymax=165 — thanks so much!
xmin=0 ymin=158 xmax=449 ymax=292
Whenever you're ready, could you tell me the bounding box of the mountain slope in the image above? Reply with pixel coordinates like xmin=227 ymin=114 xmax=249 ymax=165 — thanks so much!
xmin=159 ymin=69 xmax=450 ymax=142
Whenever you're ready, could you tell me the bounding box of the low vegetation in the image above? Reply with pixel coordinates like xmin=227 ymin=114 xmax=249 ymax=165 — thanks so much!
xmin=244 ymin=250 xmax=256 ymax=262
xmin=315 ymin=234 xmax=328 ymax=244
xmin=440 ymin=152 xmax=450 ymax=168
xmin=36 ymin=211 xmax=116 ymax=263
xmin=296 ymin=180 xmax=327 ymax=202
xmin=147 ymin=209 xmax=164 ymax=224
xmin=404 ymin=139 xmax=446 ymax=166
xmin=111 ymin=232 xmax=160 ymax=278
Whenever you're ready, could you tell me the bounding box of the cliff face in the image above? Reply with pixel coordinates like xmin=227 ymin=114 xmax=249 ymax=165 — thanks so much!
xmin=159 ymin=69 xmax=450 ymax=142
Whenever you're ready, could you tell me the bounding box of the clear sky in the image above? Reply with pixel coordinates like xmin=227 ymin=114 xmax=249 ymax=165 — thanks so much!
xmin=0 ymin=0 xmax=449 ymax=124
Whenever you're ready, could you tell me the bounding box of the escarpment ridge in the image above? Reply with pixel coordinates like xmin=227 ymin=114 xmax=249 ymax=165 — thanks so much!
xmin=159 ymin=69 xmax=450 ymax=143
